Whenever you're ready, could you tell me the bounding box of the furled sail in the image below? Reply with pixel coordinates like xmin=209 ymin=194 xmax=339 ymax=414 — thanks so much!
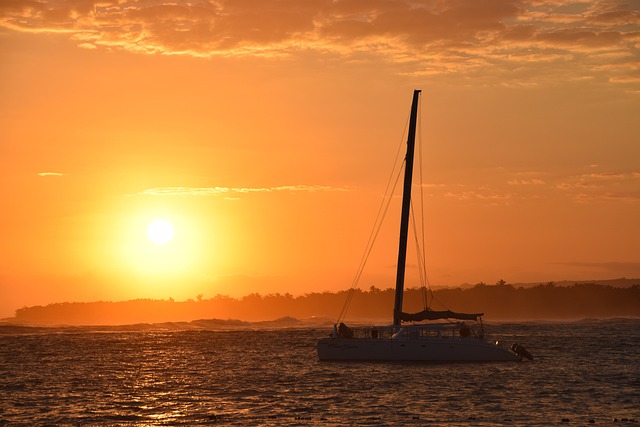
xmin=397 ymin=309 xmax=483 ymax=322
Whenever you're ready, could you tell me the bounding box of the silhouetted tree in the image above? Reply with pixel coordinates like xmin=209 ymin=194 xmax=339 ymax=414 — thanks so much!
xmin=10 ymin=282 xmax=640 ymax=324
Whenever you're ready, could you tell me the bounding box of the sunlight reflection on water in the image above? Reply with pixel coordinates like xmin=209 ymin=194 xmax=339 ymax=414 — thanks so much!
xmin=0 ymin=319 xmax=639 ymax=426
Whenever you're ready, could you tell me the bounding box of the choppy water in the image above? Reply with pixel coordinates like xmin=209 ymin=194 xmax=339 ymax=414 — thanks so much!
xmin=1 ymin=319 xmax=639 ymax=426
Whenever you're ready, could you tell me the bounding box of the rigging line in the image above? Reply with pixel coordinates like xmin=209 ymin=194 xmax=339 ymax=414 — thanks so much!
xmin=409 ymin=202 xmax=428 ymax=309
xmin=336 ymin=117 xmax=410 ymax=323
xmin=416 ymin=94 xmax=432 ymax=308
xmin=351 ymin=147 xmax=404 ymax=289
xmin=337 ymin=288 xmax=355 ymax=324
xmin=356 ymin=162 xmax=404 ymax=284
xmin=411 ymin=94 xmax=430 ymax=308
xmin=337 ymin=161 xmax=405 ymax=323
xmin=348 ymin=115 xmax=409 ymax=292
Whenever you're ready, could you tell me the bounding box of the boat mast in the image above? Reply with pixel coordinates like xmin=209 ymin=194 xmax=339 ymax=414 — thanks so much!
xmin=393 ymin=89 xmax=421 ymax=326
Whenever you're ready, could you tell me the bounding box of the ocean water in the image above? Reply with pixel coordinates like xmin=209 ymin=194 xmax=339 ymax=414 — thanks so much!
xmin=1 ymin=319 xmax=639 ymax=426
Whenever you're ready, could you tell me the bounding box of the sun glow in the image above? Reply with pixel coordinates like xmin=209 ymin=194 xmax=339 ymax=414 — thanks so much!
xmin=147 ymin=219 xmax=174 ymax=245
xmin=114 ymin=208 xmax=218 ymax=287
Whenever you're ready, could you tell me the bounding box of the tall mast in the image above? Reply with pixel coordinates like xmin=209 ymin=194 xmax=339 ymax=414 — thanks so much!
xmin=393 ymin=89 xmax=421 ymax=326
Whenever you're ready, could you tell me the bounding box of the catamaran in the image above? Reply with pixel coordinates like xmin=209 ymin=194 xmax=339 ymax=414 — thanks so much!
xmin=317 ymin=90 xmax=532 ymax=362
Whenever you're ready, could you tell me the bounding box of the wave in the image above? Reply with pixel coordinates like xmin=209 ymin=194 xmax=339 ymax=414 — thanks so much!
xmin=0 ymin=316 xmax=337 ymax=335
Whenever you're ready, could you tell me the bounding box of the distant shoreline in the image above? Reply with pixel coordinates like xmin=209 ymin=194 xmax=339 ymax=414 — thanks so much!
xmin=3 ymin=279 xmax=639 ymax=327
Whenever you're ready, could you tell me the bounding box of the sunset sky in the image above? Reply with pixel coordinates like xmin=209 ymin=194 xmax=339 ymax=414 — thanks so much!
xmin=1 ymin=0 xmax=639 ymax=319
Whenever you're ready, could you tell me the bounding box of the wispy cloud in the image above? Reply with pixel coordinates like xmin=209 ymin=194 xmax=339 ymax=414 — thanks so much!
xmin=137 ymin=184 xmax=351 ymax=198
xmin=574 ymin=191 xmax=640 ymax=202
xmin=432 ymin=167 xmax=640 ymax=204
xmin=556 ymin=170 xmax=639 ymax=187
xmin=444 ymin=189 xmax=515 ymax=204
xmin=37 ymin=172 xmax=66 ymax=177
xmin=554 ymin=261 xmax=640 ymax=276
xmin=1 ymin=0 xmax=638 ymax=87
xmin=554 ymin=170 xmax=640 ymax=202
xmin=507 ymin=178 xmax=545 ymax=185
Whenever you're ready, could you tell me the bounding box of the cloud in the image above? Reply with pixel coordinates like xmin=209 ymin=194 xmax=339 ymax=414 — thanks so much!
xmin=557 ymin=171 xmax=638 ymax=186
xmin=507 ymin=178 xmax=545 ymax=185
xmin=574 ymin=192 xmax=640 ymax=202
xmin=555 ymin=170 xmax=640 ymax=202
xmin=555 ymin=261 xmax=640 ymax=276
xmin=137 ymin=184 xmax=351 ymax=197
xmin=37 ymin=172 xmax=66 ymax=177
xmin=1 ymin=0 xmax=638 ymax=86
xmin=444 ymin=189 xmax=515 ymax=203
xmin=434 ymin=167 xmax=639 ymax=204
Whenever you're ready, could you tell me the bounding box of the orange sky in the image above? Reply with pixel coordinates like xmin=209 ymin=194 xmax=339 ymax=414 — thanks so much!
xmin=1 ymin=0 xmax=639 ymax=319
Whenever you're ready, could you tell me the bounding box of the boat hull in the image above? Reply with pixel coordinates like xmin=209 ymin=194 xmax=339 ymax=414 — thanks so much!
xmin=317 ymin=337 xmax=521 ymax=362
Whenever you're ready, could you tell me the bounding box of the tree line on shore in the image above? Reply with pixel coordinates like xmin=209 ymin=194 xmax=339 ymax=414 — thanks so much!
xmin=8 ymin=281 xmax=640 ymax=326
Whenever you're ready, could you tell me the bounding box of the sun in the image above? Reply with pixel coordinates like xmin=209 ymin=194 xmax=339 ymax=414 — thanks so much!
xmin=147 ymin=219 xmax=175 ymax=245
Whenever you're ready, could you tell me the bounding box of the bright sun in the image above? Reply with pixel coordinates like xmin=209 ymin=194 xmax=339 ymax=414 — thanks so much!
xmin=147 ymin=219 xmax=175 ymax=245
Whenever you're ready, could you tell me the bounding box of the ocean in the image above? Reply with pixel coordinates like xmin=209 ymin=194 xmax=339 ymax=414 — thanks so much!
xmin=1 ymin=319 xmax=638 ymax=426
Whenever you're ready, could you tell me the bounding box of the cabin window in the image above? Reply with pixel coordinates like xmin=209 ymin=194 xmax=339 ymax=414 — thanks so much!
xmin=420 ymin=329 xmax=438 ymax=338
